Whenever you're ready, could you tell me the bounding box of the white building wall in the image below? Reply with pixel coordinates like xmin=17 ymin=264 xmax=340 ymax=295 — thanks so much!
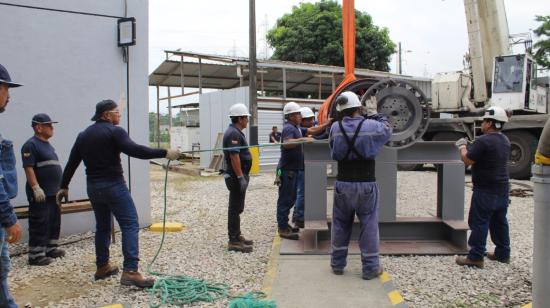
xmin=0 ymin=0 xmax=150 ymax=235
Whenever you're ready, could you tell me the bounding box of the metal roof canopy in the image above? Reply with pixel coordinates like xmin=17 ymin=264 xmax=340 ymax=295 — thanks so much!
xmin=149 ymin=50 xmax=431 ymax=99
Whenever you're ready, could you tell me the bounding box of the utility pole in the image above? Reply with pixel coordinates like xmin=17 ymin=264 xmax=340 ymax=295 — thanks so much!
xmin=397 ymin=42 xmax=402 ymax=74
xmin=249 ymin=0 xmax=258 ymax=145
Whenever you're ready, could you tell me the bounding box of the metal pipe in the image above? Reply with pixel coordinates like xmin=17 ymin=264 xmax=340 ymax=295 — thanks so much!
xmin=532 ymin=116 xmax=550 ymax=308
xmin=249 ymin=0 xmax=258 ymax=146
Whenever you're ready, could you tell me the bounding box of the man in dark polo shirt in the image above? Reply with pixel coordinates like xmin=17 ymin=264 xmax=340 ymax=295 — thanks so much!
xmin=21 ymin=113 xmax=65 ymax=266
xmin=57 ymin=99 xmax=180 ymax=288
xmin=276 ymin=102 xmax=313 ymax=240
xmin=223 ymin=103 xmax=253 ymax=253
xmin=455 ymin=106 xmax=511 ymax=269
xmin=269 ymin=126 xmax=281 ymax=143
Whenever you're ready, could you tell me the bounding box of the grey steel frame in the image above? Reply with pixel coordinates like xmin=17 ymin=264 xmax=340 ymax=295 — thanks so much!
xmin=302 ymin=141 xmax=468 ymax=255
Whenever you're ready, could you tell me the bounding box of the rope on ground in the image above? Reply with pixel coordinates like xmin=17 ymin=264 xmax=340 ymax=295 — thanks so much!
xmin=228 ymin=292 xmax=277 ymax=308
xmin=147 ymin=160 xmax=229 ymax=308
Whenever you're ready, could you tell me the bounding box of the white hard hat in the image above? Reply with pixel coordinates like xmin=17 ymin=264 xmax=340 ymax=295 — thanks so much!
xmin=482 ymin=106 xmax=509 ymax=123
xmin=283 ymin=102 xmax=301 ymax=115
xmin=300 ymin=107 xmax=315 ymax=119
xmin=335 ymin=91 xmax=362 ymax=112
xmin=228 ymin=103 xmax=251 ymax=117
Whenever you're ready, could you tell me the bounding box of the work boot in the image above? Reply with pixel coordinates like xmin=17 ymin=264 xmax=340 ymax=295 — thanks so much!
xmin=46 ymin=248 xmax=66 ymax=259
xmin=120 ymin=271 xmax=155 ymax=288
xmin=332 ymin=268 xmax=344 ymax=275
xmin=294 ymin=220 xmax=304 ymax=229
xmin=238 ymin=235 xmax=253 ymax=246
xmin=455 ymin=256 xmax=484 ymax=269
xmin=278 ymin=226 xmax=299 ymax=240
xmin=228 ymin=241 xmax=253 ymax=253
xmin=362 ymin=266 xmax=384 ymax=280
xmin=94 ymin=263 xmax=120 ymax=280
xmin=28 ymin=256 xmax=54 ymax=266
xmin=290 ymin=225 xmax=300 ymax=233
xmin=486 ymin=252 xmax=510 ymax=264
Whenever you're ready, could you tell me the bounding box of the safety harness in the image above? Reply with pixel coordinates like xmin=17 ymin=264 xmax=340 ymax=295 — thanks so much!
xmin=336 ymin=119 xmax=376 ymax=182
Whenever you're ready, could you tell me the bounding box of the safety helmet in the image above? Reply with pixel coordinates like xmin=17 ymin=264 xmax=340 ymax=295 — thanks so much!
xmin=482 ymin=106 xmax=509 ymax=123
xmin=228 ymin=103 xmax=251 ymax=117
xmin=283 ymin=102 xmax=301 ymax=115
xmin=300 ymin=107 xmax=315 ymax=119
xmin=335 ymin=91 xmax=362 ymax=112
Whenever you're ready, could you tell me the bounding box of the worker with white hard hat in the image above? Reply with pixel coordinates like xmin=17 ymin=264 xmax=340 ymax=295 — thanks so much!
xmin=222 ymin=103 xmax=254 ymax=253
xmin=329 ymin=91 xmax=391 ymax=280
xmin=275 ymin=102 xmax=314 ymax=240
xmin=455 ymin=106 xmax=511 ymax=269
xmin=289 ymin=106 xmax=332 ymax=229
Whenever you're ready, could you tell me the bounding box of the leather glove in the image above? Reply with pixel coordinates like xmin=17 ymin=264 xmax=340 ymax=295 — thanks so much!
xmin=56 ymin=188 xmax=69 ymax=206
xmin=455 ymin=138 xmax=468 ymax=149
xmin=238 ymin=176 xmax=248 ymax=194
xmin=365 ymin=96 xmax=378 ymax=116
xmin=165 ymin=149 xmax=180 ymax=160
xmin=32 ymin=185 xmax=46 ymax=203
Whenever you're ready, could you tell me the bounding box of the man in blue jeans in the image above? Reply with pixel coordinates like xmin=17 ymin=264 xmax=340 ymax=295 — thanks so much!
xmin=455 ymin=106 xmax=511 ymax=269
xmin=0 ymin=63 xmax=24 ymax=308
xmin=58 ymin=100 xmax=180 ymax=287
xmin=276 ymin=102 xmax=313 ymax=240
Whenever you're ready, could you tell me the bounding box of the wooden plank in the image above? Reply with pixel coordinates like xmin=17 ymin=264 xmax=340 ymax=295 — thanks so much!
xmin=15 ymin=200 xmax=93 ymax=219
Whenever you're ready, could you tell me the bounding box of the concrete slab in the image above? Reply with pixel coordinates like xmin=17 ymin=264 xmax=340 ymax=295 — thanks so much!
xmin=269 ymin=255 xmax=393 ymax=308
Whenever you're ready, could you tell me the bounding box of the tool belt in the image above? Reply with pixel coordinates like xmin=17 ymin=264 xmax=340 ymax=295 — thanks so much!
xmin=337 ymin=160 xmax=375 ymax=182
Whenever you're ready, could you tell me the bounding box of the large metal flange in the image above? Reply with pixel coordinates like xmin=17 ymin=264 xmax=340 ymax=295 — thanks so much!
xmin=361 ymin=78 xmax=431 ymax=149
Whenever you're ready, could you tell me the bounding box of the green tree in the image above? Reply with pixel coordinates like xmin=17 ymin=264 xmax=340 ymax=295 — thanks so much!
xmin=533 ymin=15 xmax=550 ymax=70
xmin=267 ymin=0 xmax=395 ymax=71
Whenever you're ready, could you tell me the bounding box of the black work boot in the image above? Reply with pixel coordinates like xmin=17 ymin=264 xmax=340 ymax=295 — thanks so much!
xmin=332 ymin=268 xmax=344 ymax=275
xmin=120 ymin=271 xmax=155 ymax=288
xmin=486 ymin=252 xmax=510 ymax=264
xmin=94 ymin=262 xmax=120 ymax=280
xmin=455 ymin=256 xmax=484 ymax=269
xmin=228 ymin=241 xmax=253 ymax=253
xmin=294 ymin=220 xmax=305 ymax=229
xmin=28 ymin=256 xmax=54 ymax=266
xmin=46 ymin=248 xmax=66 ymax=259
xmin=362 ymin=266 xmax=384 ymax=280
xmin=238 ymin=235 xmax=253 ymax=246
xmin=278 ymin=226 xmax=299 ymax=240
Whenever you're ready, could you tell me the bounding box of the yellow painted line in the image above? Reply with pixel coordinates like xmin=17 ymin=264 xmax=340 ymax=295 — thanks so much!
xmin=149 ymin=222 xmax=185 ymax=232
xmin=388 ymin=290 xmax=405 ymax=305
xmin=379 ymin=271 xmax=391 ymax=284
xmin=261 ymin=232 xmax=282 ymax=297
xmin=521 ymin=303 xmax=532 ymax=308
xmin=99 ymin=304 xmax=124 ymax=308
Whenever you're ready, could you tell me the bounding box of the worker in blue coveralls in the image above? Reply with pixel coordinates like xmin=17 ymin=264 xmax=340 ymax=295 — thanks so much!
xmin=329 ymin=91 xmax=392 ymax=280
xmin=455 ymin=106 xmax=511 ymax=269
xmin=21 ymin=113 xmax=65 ymax=266
xmin=222 ymin=103 xmax=254 ymax=253
xmin=276 ymin=102 xmax=314 ymax=240
xmin=0 ymin=63 xmax=23 ymax=308
xmin=290 ymin=106 xmax=331 ymax=229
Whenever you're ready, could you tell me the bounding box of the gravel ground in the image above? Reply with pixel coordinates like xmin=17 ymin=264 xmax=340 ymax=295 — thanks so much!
xmin=7 ymin=166 xmax=534 ymax=307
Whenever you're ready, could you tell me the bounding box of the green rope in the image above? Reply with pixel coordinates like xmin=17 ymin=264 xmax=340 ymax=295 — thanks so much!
xmin=228 ymin=292 xmax=277 ymax=308
xmin=147 ymin=160 xmax=229 ymax=307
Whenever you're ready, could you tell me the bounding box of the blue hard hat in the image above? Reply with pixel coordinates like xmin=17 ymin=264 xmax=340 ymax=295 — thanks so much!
xmin=0 ymin=64 xmax=22 ymax=88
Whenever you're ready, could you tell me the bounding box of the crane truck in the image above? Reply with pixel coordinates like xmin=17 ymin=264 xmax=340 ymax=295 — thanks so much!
xmin=422 ymin=0 xmax=549 ymax=179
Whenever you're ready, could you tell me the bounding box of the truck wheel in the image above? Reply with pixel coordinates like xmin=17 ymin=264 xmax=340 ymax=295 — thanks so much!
xmin=504 ymin=131 xmax=537 ymax=180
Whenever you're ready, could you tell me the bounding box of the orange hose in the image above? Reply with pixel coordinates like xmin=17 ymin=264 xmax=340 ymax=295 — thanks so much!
xmin=318 ymin=0 xmax=357 ymax=124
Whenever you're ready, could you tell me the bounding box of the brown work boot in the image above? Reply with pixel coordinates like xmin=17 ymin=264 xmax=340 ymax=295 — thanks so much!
xmin=278 ymin=226 xmax=299 ymax=240
xmin=455 ymin=256 xmax=484 ymax=269
xmin=120 ymin=271 xmax=155 ymax=288
xmin=487 ymin=252 xmax=510 ymax=264
xmin=238 ymin=235 xmax=253 ymax=246
xmin=94 ymin=263 xmax=119 ymax=280
xmin=228 ymin=241 xmax=253 ymax=253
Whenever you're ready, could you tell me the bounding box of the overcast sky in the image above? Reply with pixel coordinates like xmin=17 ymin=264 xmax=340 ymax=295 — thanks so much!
xmin=148 ymin=0 xmax=550 ymax=112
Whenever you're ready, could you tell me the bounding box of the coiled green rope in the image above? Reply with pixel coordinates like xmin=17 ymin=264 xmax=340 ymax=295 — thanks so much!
xmin=147 ymin=160 xmax=229 ymax=307
xmin=147 ymin=160 xmax=277 ymax=307
xmin=228 ymin=292 xmax=276 ymax=308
